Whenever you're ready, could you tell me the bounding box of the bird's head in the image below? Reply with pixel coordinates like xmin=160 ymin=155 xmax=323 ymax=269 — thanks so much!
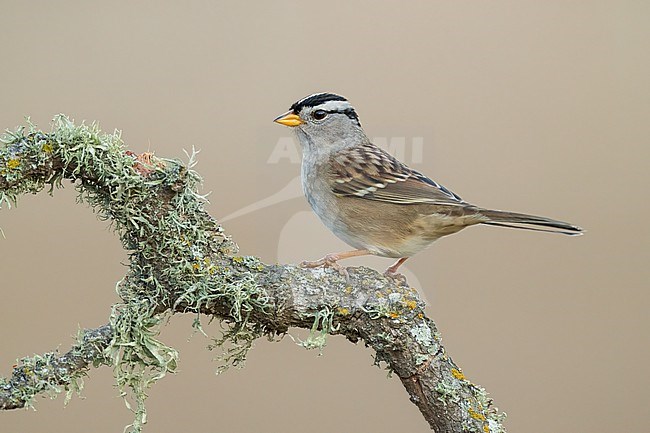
xmin=274 ymin=92 xmax=367 ymax=154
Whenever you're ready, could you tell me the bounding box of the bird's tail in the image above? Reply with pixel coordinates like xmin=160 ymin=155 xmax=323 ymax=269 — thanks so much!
xmin=478 ymin=208 xmax=583 ymax=235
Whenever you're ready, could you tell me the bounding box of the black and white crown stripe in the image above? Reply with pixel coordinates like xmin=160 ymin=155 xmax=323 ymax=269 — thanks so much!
xmin=290 ymin=92 xmax=347 ymax=112
xmin=290 ymin=92 xmax=361 ymax=126
xmin=314 ymin=100 xmax=354 ymax=112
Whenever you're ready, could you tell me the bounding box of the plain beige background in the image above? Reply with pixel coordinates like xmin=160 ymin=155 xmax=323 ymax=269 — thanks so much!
xmin=1 ymin=1 xmax=648 ymax=432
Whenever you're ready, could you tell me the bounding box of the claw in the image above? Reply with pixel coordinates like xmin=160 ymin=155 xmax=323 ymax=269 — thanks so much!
xmin=301 ymin=253 xmax=350 ymax=281
xmin=299 ymin=250 xmax=372 ymax=283
xmin=383 ymin=257 xmax=409 ymax=285
xmin=383 ymin=268 xmax=407 ymax=285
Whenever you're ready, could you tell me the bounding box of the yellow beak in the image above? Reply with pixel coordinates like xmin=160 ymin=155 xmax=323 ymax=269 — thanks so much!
xmin=273 ymin=111 xmax=304 ymax=127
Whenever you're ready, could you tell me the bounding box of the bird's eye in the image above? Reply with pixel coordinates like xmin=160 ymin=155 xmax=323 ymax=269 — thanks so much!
xmin=312 ymin=110 xmax=328 ymax=120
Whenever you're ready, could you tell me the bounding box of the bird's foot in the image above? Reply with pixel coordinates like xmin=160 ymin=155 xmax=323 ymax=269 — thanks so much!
xmin=383 ymin=257 xmax=409 ymax=285
xmin=300 ymin=253 xmax=350 ymax=281
xmin=383 ymin=268 xmax=407 ymax=285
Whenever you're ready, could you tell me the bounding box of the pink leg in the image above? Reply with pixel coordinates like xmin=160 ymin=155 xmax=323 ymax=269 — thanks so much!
xmin=384 ymin=257 xmax=409 ymax=281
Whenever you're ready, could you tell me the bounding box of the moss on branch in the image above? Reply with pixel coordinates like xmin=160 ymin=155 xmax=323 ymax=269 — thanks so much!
xmin=0 ymin=117 xmax=506 ymax=433
xmin=0 ymin=325 xmax=112 ymax=410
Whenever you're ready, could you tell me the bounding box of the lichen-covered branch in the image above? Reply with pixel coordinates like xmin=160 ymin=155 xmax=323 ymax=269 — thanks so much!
xmin=0 ymin=325 xmax=112 ymax=410
xmin=0 ymin=117 xmax=506 ymax=433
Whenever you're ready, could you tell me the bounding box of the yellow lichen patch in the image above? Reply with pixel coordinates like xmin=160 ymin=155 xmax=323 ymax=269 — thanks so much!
xmin=192 ymin=263 xmax=200 ymax=271
xmin=344 ymin=286 xmax=353 ymax=294
xmin=389 ymin=312 xmax=400 ymax=319
xmin=42 ymin=143 xmax=53 ymax=153
xmin=468 ymin=408 xmax=486 ymax=422
xmin=337 ymin=307 xmax=349 ymax=316
xmin=232 ymin=256 xmax=244 ymax=264
xmin=417 ymin=313 xmax=424 ymax=319
xmin=404 ymin=299 xmax=417 ymax=310
xmin=451 ymin=368 xmax=465 ymax=380
xmin=483 ymin=424 xmax=490 ymax=433
xmin=6 ymin=159 xmax=20 ymax=169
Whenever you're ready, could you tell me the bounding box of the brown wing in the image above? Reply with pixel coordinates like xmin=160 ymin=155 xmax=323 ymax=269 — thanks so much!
xmin=329 ymin=143 xmax=465 ymax=206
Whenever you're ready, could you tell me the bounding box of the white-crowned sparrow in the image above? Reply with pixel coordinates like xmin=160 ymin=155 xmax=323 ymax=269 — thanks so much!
xmin=274 ymin=92 xmax=582 ymax=279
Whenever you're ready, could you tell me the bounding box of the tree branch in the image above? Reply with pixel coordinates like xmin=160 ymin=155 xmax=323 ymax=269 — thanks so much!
xmin=0 ymin=325 xmax=112 ymax=410
xmin=0 ymin=117 xmax=506 ymax=432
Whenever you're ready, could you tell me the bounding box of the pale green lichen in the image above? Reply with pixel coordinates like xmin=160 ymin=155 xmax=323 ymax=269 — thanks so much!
xmin=410 ymin=320 xmax=441 ymax=365
xmin=106 ymin=302 xmax=178 ymax=431
xmin=432 ymin=358 xmax=507 ymax=432
xmin=299 ymin=306 xmax=338 ymax=352
xmin=471 ymin=384 xmax=507 ymax=432
xmin=1 ymin=116 xmax=269 ymax=432
xmin=362 ymin=287 xmax=422 ymax=321
xmin=435 ymin=379 xmax=462 ymax=405
xmin=410 ymin=322 xmax=433 ymax=346
xmin=0 ymin=119 xmax=56 ymax=208
xmin=1 ymin=353 xmax=67 ymax=409
xmin=209 ymin=318 xmax=264 ymax=374
xmin=488 ymin=417 xmax=507 ymax=433
xmin=0 ymin=326 xmax=111 ymax=411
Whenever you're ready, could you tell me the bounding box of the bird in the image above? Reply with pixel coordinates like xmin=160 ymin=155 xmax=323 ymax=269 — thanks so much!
xmin=274 ymin=92 xmax=582 ymax=280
